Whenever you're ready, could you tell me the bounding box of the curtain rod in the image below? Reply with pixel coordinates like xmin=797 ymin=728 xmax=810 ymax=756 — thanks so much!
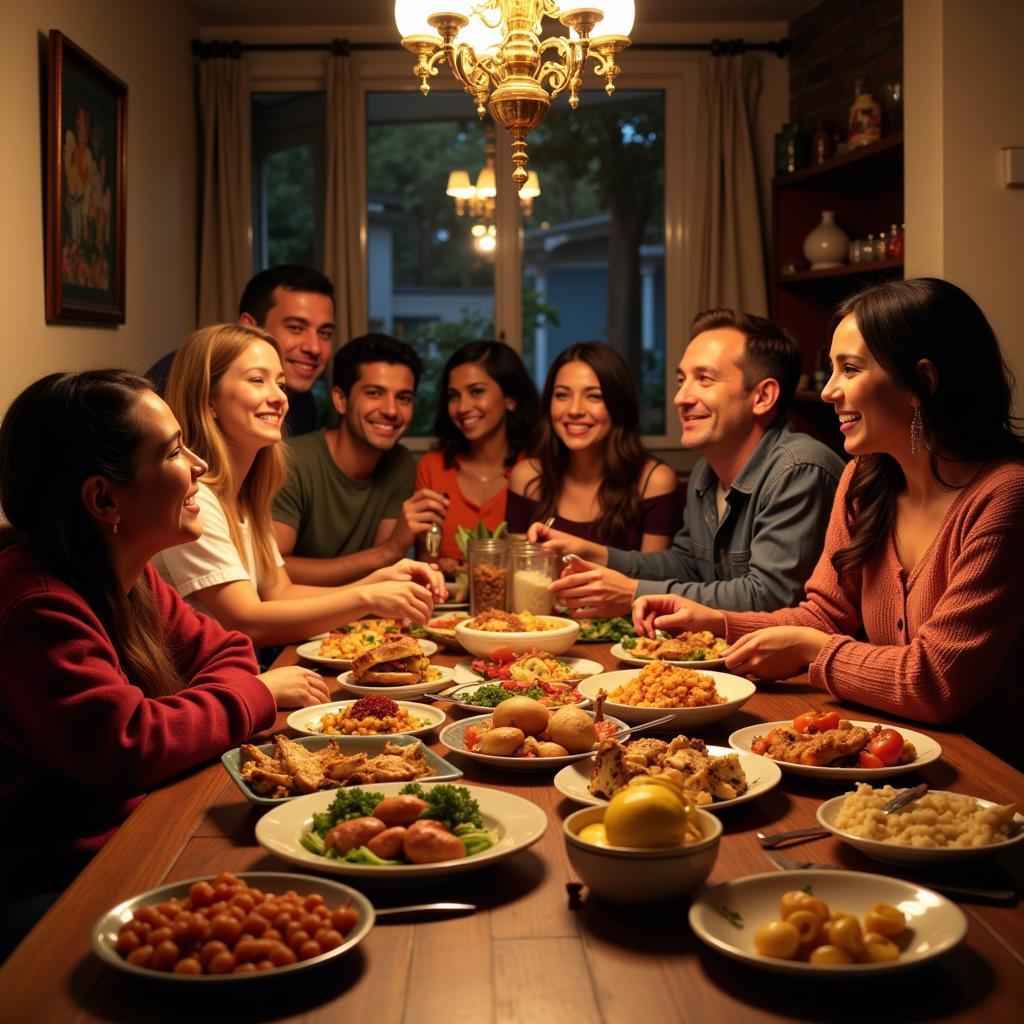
xmin=192 ymin=37 xmax=791 ymax=59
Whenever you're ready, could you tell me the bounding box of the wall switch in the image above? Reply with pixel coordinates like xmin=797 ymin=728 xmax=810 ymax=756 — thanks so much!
xmin=1003 ymin=147 xmax=1024 ymax=188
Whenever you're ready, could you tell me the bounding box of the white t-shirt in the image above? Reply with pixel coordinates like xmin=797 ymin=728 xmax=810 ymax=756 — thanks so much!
xmin=153 ymin=480 xmax=284 ymax=611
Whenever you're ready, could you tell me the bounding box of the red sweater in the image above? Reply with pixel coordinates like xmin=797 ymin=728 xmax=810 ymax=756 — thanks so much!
xmin=723 ymin=460 xmax=1024 ymax=726
xmin=0 ymin=543 xmax=276 ymax=879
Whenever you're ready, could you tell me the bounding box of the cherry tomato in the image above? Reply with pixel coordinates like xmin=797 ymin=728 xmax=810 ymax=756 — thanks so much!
xmin=858 ymin=750 xmax=886 ymax=769
xmin=793 ymin=711 xmax=840 ymax=734
xmin=868 ymin=728 xmax=905 ymax=766
xmin=751 ymin=736 xmax=771 ymax=755
xmin=489 ymin=645 xmax=516 ymax=665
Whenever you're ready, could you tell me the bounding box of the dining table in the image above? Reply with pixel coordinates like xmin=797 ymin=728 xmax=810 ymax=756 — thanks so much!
xmin=1 ymin=637 xmax=1021 ymax=1024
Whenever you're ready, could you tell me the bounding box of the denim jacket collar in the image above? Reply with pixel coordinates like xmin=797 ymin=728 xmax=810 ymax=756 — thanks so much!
xmin=692 ymin=417 xmax=789 ymax=498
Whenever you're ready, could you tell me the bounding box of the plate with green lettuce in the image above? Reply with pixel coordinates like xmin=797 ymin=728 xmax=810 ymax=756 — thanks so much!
xmin=255 ymin=781 xmax=547 ymax=881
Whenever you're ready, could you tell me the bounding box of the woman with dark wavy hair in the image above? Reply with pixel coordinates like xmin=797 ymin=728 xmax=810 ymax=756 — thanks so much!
xmin=507 ymin=341 xmax=679 ymax=549
xmin=634 ymin=278 xmax=1024 ymax=736
xmin=415 ymin=340 xmax=539 ymax=570
xmin=0 ymin=369 xmax=329 ymax=956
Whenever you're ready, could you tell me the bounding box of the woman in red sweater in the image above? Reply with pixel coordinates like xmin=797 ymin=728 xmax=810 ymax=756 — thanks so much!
xmin=415 ymin=340 xmax=539 ymax=570
xmin=0 ymin=370 xmax=328 ymax=957
xmin=634 ymin=279 xmax=1024 ymax=733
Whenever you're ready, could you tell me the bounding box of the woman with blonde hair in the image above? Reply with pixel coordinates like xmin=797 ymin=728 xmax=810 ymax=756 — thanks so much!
xmin=154 ymin=324 xmax=443 ymax=644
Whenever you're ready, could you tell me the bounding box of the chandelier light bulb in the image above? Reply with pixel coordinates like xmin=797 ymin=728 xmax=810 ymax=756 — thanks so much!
xmin=445 ymin=169 xmax=474 ymax=198
xmin=393 ymin=0 xmax=442 ymax=41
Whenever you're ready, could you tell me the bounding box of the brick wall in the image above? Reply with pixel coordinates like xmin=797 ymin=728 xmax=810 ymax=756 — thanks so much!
xmin=788 ymin=0 xmax=903 ymax=139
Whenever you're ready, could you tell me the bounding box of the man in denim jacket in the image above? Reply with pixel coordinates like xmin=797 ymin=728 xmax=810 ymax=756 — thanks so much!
xmin=531 ymin=310 xmax=845 ymax=615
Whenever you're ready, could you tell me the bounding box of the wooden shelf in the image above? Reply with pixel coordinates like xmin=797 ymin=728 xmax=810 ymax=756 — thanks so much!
xmin=774 ymin=133 xmax=904 ymax=189
xmin=776 ymin=257 xmax=904 ymax=286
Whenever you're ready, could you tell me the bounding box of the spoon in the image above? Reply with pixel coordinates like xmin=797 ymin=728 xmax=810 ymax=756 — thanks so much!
xmin=374 ymin=902 xmax=476 ymax=922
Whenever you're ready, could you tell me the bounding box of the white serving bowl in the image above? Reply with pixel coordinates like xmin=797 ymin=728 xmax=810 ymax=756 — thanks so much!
xmin=576 ymin=669 xmax=755 ymax=730
xmin=563 ymin=804 xmax=721 ymax=906
xmin=454 ymin=616 xmax=580 ymax=657
xmin=817 ymin=790 xmax=1024 ymax=865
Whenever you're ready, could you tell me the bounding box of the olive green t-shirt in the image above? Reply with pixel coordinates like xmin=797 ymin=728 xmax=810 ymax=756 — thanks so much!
xmin=272 ymin=431 xmax=415 ymax=558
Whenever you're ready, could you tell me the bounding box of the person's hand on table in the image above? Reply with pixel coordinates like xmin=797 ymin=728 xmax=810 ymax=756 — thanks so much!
xmin=361 ymin=580 xmax=435 ymax=624
xmin=632 ymin=593 xmax=727 ymax=638
xmin=258 ymin=666 xmax=331 ymax=708
xmin=548 ymin=556 xmax=635 ymax=617
xmin=723 ymin=626 xmax=829 ymax=679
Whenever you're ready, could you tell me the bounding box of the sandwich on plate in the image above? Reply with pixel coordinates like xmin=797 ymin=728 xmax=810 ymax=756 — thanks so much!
xmin=351 ymin=635 xmax=431 ymax=686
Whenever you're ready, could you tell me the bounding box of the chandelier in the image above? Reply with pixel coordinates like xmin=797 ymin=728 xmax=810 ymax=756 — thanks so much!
xmin=394 ymin=1 xmax=635 ymax=187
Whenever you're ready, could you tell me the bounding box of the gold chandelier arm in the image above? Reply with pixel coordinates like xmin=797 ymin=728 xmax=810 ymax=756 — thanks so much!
xmin=536 ymin=35 xmax=578 ymax=100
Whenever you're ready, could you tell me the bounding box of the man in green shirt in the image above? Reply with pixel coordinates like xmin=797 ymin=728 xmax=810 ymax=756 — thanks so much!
xmin=272 ymin=334 xmax=449 ymax=585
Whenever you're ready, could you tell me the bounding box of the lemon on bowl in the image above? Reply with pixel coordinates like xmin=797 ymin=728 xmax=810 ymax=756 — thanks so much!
xmin=563 ymin=778 xmax=721 ymax=906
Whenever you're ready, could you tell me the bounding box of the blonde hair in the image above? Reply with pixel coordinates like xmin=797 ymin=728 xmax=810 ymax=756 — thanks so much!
xmin=166 ymin=323 xmax=289 ymax=588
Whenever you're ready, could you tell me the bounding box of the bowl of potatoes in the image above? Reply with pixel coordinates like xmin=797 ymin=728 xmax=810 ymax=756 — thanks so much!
xmin=439 ymin=696 xmax=627 ymax=772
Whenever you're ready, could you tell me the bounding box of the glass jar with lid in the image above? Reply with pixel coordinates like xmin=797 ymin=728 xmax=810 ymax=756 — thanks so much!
xmin=467 ymin=537 xmax=509 ymax=615
xmin=509 ymin=541 xmax=560 ymax=616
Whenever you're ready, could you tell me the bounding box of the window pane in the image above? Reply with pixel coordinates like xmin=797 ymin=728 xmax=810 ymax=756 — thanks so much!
xmin=366 ymin=91 xmax=496 ymax=437
xmin=251 ymin=93 xmax=326 ymax=272
xmin=522 ymin=90 xmax=666 ymax=435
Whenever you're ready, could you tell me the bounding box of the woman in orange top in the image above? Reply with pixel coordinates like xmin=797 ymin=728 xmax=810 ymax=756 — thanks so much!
xmin=415 ymin=341 xmax=539 ymax=572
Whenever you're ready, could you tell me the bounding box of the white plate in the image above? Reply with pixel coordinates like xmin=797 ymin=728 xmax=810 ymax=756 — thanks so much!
xmin=454 ymin=616 xmax=580 ymax=657
xmin=92 ymin=872 xmax=374 ymax=982
xmin=728 ymin=720 xmax=942 ymax=780
xmin=817 ymin=790 xmax=1024 ymax=865
xmin=336 ymin=665 xmax=456 ymax=700
xmin=286 ymin=699 xmax=447 ymax=738
xmin=255 ymin=782 xmax=548 ymax=881
xmin=576 ymin=670 xmax=755 ymax=730
xmin=553 ymin=745 xmax=783 ymax=812
xmin=296 ymin=637 xmax=437 ymax=670
xmin=437 ymin=682 xmax=591 ymax=713
xmin=438 ymin=712 xmax=628 ymax=772
xmin=610 ymin=642 xmax=725 ymax=670
xmin=689 ymin=870 xmax=967 ymax=976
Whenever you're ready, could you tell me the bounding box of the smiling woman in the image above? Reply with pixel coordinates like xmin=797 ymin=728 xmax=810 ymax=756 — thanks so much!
xmin=152 ymin=324 xmax=446 ymax=647
xmin=0 ymin=368 xmax=335 ymax=954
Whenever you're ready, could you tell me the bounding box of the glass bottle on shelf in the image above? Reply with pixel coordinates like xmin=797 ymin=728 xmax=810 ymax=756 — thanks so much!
xmin=875 ymin=229 xmax=888 ymax=261
xmin=848 ymin=78 xmax=881 ymax=148
xmin=887 ymin=223 xmax=905 ymax=259
xmin=864 ymin=233 xmax=875 ymax=263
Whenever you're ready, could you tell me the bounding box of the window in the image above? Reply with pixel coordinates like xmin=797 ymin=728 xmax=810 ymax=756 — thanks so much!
xmin=365 ymin=91 xmax=496 ymax=436
xmin=251 ymin=93 xmax=326 ymax=271
xmin=522 ymin=89 xmax=666 ymax=434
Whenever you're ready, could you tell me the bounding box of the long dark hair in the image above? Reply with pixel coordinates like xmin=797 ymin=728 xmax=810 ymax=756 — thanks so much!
xmin=0 ymin=370 xmax=185 ymax=697
xmin=433 ymin=340 xmax=540 ymax=469
xmin=528 ymin=342 xmax=651 ymax=544
xmin=833 ymin=278 xmax=1024 ymax=579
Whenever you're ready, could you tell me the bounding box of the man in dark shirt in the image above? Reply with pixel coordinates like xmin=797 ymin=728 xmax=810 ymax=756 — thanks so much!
xmin=146 ymin=265 xmax=334 ymax=437
xmin=531 ymin=309 xmax=845 ymax=615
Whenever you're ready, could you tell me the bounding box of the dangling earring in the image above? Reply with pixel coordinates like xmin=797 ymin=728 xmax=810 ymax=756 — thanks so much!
xmin=112 ymin=515 xmax=120 ymax=535
xmin=910 ymin=405 xmax=924 ymax=455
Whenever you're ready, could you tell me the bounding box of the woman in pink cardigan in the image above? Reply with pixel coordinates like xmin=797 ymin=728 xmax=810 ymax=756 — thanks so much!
xmin=634 ymin=278 xmax=1024 ymax=732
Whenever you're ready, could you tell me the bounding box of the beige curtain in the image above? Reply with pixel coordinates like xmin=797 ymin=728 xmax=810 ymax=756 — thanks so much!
xmin=197 ymin=57 xmax=251 ymax=325
xmin=696 ymin=54 xmax=768 ymax=315
xmin=324 ymin=53 xmax=364 ymax=341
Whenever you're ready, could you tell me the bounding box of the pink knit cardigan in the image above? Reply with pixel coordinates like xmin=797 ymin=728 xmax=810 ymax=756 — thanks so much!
xmin=723 ymin=459 xmax=1024 ymax=725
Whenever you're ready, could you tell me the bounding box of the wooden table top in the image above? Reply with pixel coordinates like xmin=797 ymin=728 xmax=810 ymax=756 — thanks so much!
xmin=2 ymin=642 xmax=1021 ymax=1024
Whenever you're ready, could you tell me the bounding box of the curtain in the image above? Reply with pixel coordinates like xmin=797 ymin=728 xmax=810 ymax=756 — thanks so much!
xmin=696 ymin=54 xmax=768 ymax=315
xmin=323 ymin=53 xmax=364 ymax=341
xmin=197 ymin=57 xmax=251 ymax=325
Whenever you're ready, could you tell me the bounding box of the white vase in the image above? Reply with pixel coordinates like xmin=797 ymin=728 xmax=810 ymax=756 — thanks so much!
xmin=803 ymin=210 xmax=849 ymax=269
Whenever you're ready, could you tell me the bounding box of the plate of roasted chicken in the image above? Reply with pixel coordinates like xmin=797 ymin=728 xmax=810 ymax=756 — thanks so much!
xmin=610 ymin=631 xmax=727 ymax=669
xmin=222 ymin=733 xmax=462 ymax=805
xmin=728 ymin=712 xmax=941 ymax=780
xmin=553 ymin=734 xmax=782 ymax=811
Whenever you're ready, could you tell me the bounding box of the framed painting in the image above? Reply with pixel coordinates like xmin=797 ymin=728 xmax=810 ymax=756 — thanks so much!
xmin=45 ymin=30 xmax=127 ymax=324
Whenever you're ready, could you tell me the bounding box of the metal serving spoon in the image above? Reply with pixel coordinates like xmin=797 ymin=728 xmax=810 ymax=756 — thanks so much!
xmin=374 ymin=902 xmax=476 ymax=921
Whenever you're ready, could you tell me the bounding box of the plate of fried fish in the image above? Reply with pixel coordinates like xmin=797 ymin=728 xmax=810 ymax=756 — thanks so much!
xmin=728 ymin=717 xmax=941 ymax=780
xmin=554 ymin=734 xmax=781 ymax=811
xmin=222 ymin=733 xmax=462 ymax=805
